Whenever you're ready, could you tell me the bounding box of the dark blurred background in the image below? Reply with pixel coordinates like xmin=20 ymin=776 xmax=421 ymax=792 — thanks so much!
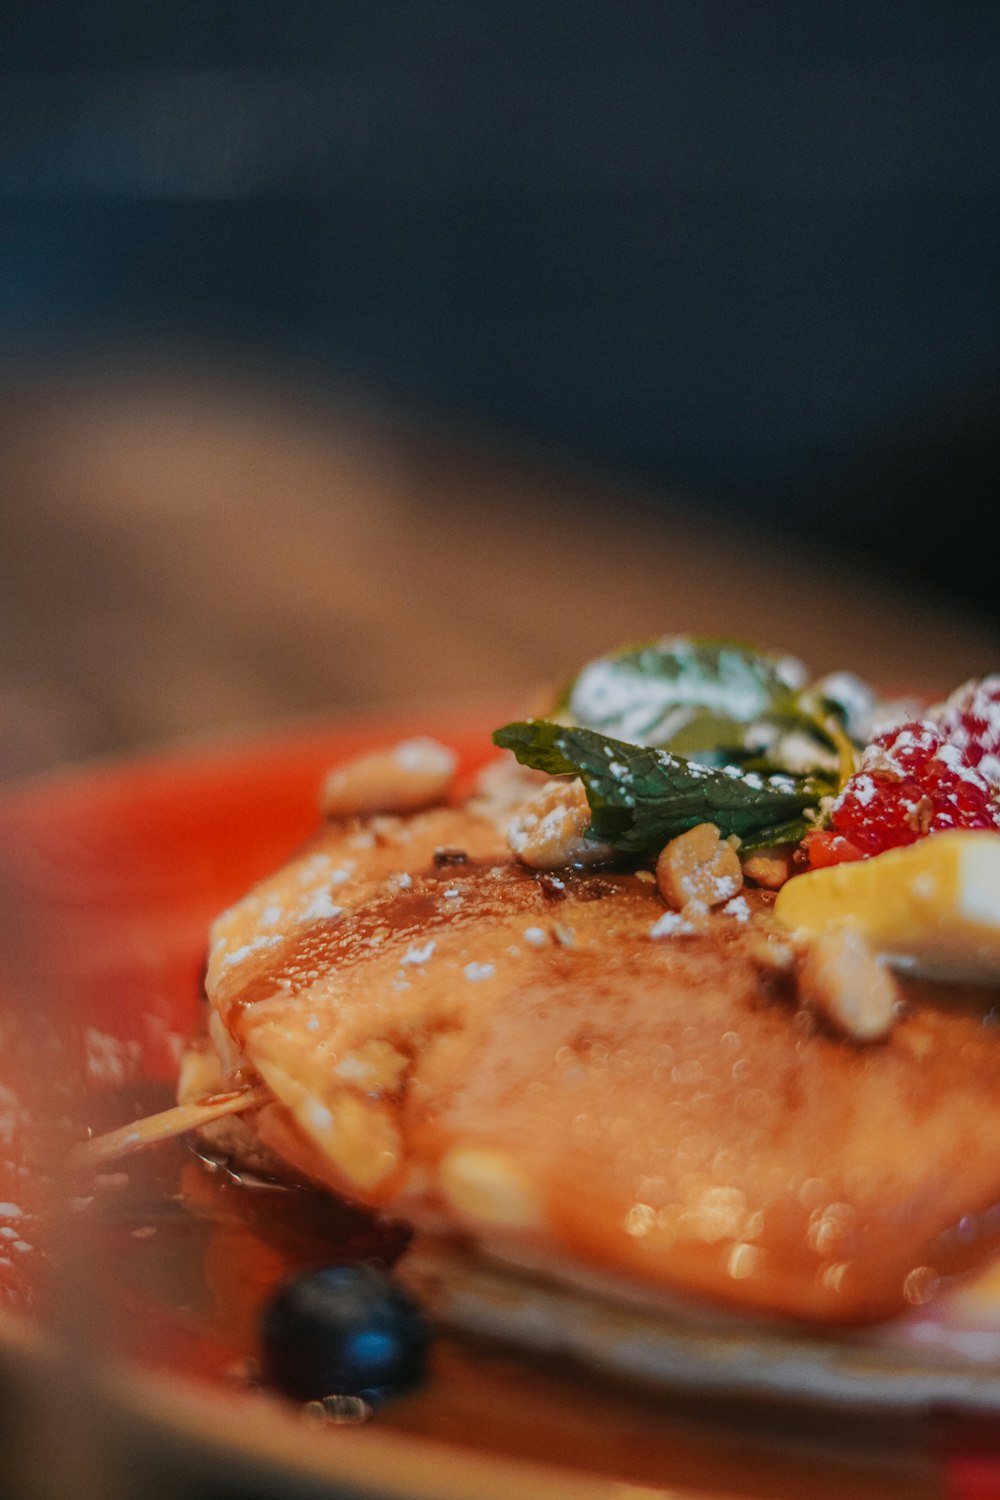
xmin=2 ymin=2 xmax=998 ymax=609
xmin=1 ymin=1 xmax=1000 ymax=790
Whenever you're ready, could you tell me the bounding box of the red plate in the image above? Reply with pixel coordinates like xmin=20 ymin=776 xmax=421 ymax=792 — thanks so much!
xmin=0 ymin=710 xmax=992 ymax=1500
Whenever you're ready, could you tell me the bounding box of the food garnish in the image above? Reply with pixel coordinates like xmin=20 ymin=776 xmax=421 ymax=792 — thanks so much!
xmin=559 ymin=637 xmax=854 ymax=774
xmin=654 ymin=821 xmax=743 ymax=912
xmin=806 ymin=679 xmax=1000 ymax=867
xmin=76 ymin=635 xmax=1000 ymax=1368
xmin=493 ymin=636 xmax=888 ymax=859
xmin=775 ymin=830 xmax=1000 ymax=982
xmin=795 ymin=925 xmax=899 ymax=1042
xmin=493 ymin=720 xmax=830 ymax=856
xmin=320 ymin=738 xmax=457 ymax=819
xmin=261 ymin=1264 xmax=429 ymax=1408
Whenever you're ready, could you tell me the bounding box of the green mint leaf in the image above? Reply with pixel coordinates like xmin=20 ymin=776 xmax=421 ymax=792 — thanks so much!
xmin=559 ymin=636 xmax=874 ymax=783
xmin=492 ymin=721 xmax=832 ymax=856
xmin=561 ymin=637 xmax=807 ymax=755
xmin=735 ymin=814 xmax=822 ymax=856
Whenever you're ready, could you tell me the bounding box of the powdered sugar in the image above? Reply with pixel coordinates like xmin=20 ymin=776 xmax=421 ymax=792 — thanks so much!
xmin=820 ymin=705 xmax=1000 ymax=864
xmin=649 ymin=910 xmax=696 ymax=938
xmin=568 ymin=637 xmax=808 ymax=746
xmin=934 ymin=676 xmax=1000 ymax=787
xmin=222 ymin=934 xmax=283 ymax=968
xmin=301 ymin=891 xmax=344 ymax=923
xmin=851 ymin=774 xmax=878 ymax=808
xmin=401 ymin=941 xmax=436 ymax=966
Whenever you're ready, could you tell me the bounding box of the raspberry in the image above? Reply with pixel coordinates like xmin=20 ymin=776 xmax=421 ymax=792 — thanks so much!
xmin=933 ymin=676 xmax=1000 ymax=786
xmin=811 ymin=720 xmax=1000 ymax=866
xmin=802 ymin=829 xmax=865 ymax=868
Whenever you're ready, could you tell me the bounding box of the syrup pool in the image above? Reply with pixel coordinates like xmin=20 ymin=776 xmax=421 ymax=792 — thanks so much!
xmin=0 ymin=715 xmax=986 ymax=1498
xmin=25 ymin=1082 xmax=953 ymax=1500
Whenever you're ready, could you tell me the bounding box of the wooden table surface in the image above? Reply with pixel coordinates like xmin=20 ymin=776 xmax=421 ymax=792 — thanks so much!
xmin=1 ymin=363 xmax=998 ymax=784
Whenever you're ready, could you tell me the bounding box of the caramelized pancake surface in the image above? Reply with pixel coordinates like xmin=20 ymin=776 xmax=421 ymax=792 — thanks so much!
xmin=205 ymin=803 xmax=1000 ymax=1325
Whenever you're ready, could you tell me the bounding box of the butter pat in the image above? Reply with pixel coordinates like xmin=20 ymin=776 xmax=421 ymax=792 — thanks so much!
xmin=773 ymin=831 xmax=1000 ymax=982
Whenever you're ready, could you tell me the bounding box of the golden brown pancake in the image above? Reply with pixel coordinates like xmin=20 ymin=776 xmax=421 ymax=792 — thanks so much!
xmin=198 ymin=791 xmax=1000 ymax=1327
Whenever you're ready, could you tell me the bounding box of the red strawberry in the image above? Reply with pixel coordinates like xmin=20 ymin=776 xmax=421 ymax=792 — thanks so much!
xmin=810 ymin=719 xmax=1000 ymax=866
xmin=933 ymin=676 xmax=1000 ymax=785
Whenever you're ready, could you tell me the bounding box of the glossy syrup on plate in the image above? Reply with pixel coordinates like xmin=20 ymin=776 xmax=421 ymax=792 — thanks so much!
xmin=33 ymin=1081 xmax=942 ymax=1500
xmin=0 ymin=715 xmax=979 ymax=1499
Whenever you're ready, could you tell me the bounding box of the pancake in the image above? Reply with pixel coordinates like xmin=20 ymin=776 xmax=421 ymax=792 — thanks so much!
xmin=194 ymin=774 xmax=1000 ymax=1328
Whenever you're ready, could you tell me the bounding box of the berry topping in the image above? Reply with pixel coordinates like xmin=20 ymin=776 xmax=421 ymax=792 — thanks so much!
xmin=811 ymin=719 xmax=1000 ymax=866
xmin=933 ymin=676 xmax=1000 ymax=785
xmin=801 ymin=829 xmax=865 ymax=868
xmin=260 ymin=1263 xmax=429 ymax=1406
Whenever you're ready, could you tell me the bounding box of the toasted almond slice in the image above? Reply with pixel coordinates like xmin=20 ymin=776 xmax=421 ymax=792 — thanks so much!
xmin=656 ymin=823 xmax=743 ymax=911
xmin=320 ymin=738 xmax=457 ymax=818
xmin=439 ymin=1144 xmax=543 ymax=1229
xmin=506 ymin=779 xmax=616 ymax=870
xmin=797 ymin=926 xmax=898 ymax=1042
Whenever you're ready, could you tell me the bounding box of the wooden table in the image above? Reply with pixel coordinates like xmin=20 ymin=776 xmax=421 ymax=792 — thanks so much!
xmin=1 ymin=363 xmax=998 ymax=784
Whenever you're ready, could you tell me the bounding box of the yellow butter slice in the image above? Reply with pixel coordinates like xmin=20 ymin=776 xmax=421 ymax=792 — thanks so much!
xmin=773 ymin=831 xmax=1000 ymax=982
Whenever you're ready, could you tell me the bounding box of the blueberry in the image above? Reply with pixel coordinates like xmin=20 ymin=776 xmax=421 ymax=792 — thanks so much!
xmin=260 ymin=1263 xmax=430 ymax=1406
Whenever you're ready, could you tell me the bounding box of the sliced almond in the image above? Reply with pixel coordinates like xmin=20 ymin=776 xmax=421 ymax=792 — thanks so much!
xmin=507 ymin=779 xmax=615 ymax=870
xmin=296 ymin=1091 xmax=402 ymax=1192
xmin=741 ymin=846 xmax=795 ymax=890
xmin=798 ymin=925 xmax=898 ymax=1042
xmin=656 ymin=823 xmax=743 ymax=911
xmin=320 ymin=738 xmax=457 ymax=818
xmin=439 ymin=1145 xmax=542 ymax=1229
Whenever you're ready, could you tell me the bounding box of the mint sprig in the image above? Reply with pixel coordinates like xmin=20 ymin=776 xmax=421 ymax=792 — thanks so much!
xmin=493 ymin=721 xmax=832 ymax=856
xmin=559 ymin=637 xmax=858 ymax=783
